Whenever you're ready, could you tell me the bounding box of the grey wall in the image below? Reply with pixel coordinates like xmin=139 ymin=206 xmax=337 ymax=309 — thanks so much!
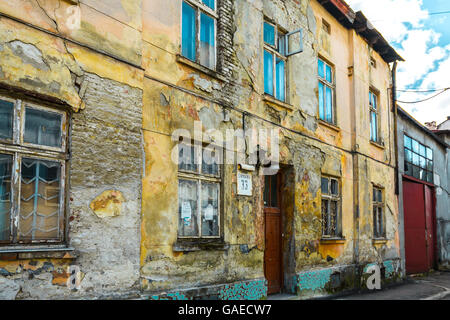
xmin=397 ymin=113 xmax=450 ymax=270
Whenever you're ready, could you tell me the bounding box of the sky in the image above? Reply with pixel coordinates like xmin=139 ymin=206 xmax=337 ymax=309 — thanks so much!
xmin=346 ymin=0 xmax=450 ymax=126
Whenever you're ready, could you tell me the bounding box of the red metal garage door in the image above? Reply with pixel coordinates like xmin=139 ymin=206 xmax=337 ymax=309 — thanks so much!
xmin=403 ymin=179 xmax=435 ymax=274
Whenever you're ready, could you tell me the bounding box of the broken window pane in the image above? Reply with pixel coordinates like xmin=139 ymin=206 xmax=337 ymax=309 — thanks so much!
xmin=179 ymin=143 xmax=198 ymax=172
xmin=199 ymin=13 xmax=215 ymax=69
xmin=202 ymin=0 xmax=215 ymax=10
xmin=201 ymin=182 xmax=219 ymax=236
xmin=404 ymin=161 xmax=412 ymax=176
xmin=202 ymin=147 xmax=220 ymax=176
xmin=264 ymin=22 xmax=275 ymax=46
xmin=275 ymin=57 xmax=285 ymax=102
xmin=0 ymin=99 xmax=14 ymax=140
xmin=19 ymin=158 xmax=61 ymax=241
xmin=182 ymin=1 xmax=196 ymax=61
xmin=24 ymin=107 xmax=62 ymax=148
xmin=0 ymin=154 xmax=12 ymax=241
xmin=330 ymin=179 xmax=338 ymax=195
xmin=264 ymin=50 xmax=274 ymax=96
xmin=321 ymin=177 xmax=328 ymax=194
xmin=178 ymin=179 xmax=198 ymax=237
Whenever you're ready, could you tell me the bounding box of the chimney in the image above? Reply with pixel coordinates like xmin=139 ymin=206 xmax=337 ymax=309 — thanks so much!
xmin=424 ymin=121 xmax=437 ymax=130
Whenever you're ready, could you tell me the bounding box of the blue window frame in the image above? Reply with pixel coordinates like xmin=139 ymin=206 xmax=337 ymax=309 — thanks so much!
xmin=369 ymin=90 xmax=379 ymax=142
xmin=264 ymin=22 xmax=287 ymax=102
xmin=318 ymin=58 xmax=335 ymax=124
xmin=181 ymin=0 xmax=216 ymax=69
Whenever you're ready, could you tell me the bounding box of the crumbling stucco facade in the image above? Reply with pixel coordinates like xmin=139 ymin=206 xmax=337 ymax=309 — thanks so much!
xmin=0 ymin=0 xmax=403 ymax=300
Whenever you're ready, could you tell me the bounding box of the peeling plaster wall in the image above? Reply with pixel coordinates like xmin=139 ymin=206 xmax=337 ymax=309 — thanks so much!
xmin=0 ymin=0 xmax=402 ymax=299
xmin=142 ymin=0 xmax=401 ymax=299
xmin=0 ymin=1 xmax=143 ymax=299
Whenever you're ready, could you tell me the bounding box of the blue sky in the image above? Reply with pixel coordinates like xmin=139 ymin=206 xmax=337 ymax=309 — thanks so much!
xmin=347 ymin=0 xmax=450 ymax=125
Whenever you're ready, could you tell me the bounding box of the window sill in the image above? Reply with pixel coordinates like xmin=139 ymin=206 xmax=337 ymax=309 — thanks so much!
xmin=0 ymin=246 xmax=76 ymax=260
xmin=173 ymin=239 xmax=230 ymax=252
xmin=372 ymin=238 xmax=388 ymax=245
xmin=320 ymin=238 xmax=346 ymax=244
xmin=370 ymin=140 xmax=385 ymax=150
xmin=318 ymin=119 xmax=340 ymax=132
xmin=176 ymin=54 xmax=228 ymax=83
xmin=263 ymin=94 xmax=294 ymax=111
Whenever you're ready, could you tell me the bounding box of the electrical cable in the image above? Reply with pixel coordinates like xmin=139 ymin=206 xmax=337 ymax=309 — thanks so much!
xmin=397 ymin=88 xmax=449 ymax=104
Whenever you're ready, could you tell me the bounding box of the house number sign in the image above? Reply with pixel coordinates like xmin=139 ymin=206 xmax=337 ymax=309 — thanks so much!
xmin=237 ymin=171 xmax=252 ymax=196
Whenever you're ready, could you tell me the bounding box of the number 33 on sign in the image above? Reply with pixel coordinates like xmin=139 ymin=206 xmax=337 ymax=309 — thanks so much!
xmin=237 ymin=172 xmax=252 ymax=196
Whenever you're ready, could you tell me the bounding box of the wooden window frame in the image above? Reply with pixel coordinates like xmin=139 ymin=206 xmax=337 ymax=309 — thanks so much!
xmin=321 ymin=176 xmax=342 ymax=238
xmin=318 ymin=57 xmax=336 ymax=125
xmin=0 ymin=95 xmax=68 ymax=246
xmin=372 ymin=186 xmax=385 ymax=239
xmin=177 ymin=141 xmax=222 ymax=239
xmin=181 ymin=0 xmax=218 ymax=70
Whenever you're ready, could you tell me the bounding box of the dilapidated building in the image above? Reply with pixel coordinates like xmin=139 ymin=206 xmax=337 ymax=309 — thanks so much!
xmin=398 ymin=107 xmax=449 ymax=273
xmin=0 ymin=0 xmax=404 ymax=300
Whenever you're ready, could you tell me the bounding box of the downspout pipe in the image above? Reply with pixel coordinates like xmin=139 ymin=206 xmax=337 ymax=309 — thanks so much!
xmin=392 ymin=61 xmax=399 ymax=195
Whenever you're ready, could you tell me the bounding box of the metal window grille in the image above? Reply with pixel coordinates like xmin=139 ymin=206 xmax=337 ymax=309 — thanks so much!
xmin=321 ymin=176 xmax=341 ymax=237
xmin=0 ymin=96 xmax=67 ymax=245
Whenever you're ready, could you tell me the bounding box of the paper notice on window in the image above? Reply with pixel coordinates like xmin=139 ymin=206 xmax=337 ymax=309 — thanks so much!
xmin=181 ymin=201 xmax=192 ymax=219
xmin=204 ymin=204 xmax=214 ymax=221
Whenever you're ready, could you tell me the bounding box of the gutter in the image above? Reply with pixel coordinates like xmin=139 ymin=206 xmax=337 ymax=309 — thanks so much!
xmin=392 ymin=61 xmax=399 ymax=195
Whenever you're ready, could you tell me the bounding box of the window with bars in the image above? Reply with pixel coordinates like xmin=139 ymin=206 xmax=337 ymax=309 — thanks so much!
xmin=0 ymin=96 xmax=67 ymax=245
xmin=373 ymin=186 xmax=385 ymax=239
xmin=177 ymin=142 xmax=221 ymax=238
xmin=181 ymin=0 xmax=217 ymax=70
xmin=263 ymin=21 xmax=303 ymax=102
xmin=318 ymin=58 xmax=335 ymax=124
xmin=404 ymin=135 xmax=433 ymax=183
xmin=369 ymin=90 xmax=379 ymax=143
xmin=321 ymin=176 xmax=341 ymax=238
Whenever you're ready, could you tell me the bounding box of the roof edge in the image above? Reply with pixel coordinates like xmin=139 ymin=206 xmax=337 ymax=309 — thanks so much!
xmin=397 ymin=106 xmax=449 ymax=149
xmin=317 ymin=0 xmax=404 ymax=63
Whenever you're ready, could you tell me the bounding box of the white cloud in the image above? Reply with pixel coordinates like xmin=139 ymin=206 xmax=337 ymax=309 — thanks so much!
xmin=346 ymin=0 xmax=450 ymax=124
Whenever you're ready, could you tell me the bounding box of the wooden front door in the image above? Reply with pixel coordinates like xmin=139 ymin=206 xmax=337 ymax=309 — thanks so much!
xmin=264 ymin=173 xmax=282 ymax=295
xmin=403 ymin=179 xmax=436 ymax=274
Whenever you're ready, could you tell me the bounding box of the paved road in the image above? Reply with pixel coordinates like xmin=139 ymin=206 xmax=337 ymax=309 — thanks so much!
xmin=337 ymin=271 xmax=450 ymax=300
